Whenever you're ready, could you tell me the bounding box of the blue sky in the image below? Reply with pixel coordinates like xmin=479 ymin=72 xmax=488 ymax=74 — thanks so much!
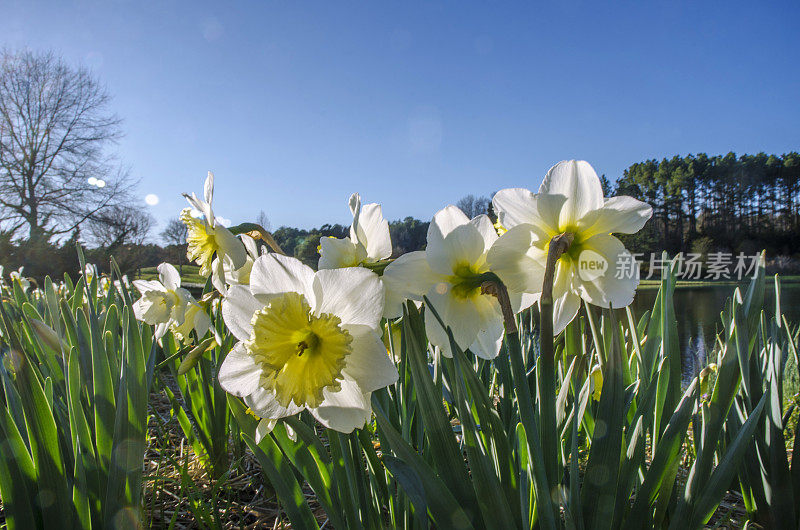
xmin=3 ymin=1 xmax=799 ymax=235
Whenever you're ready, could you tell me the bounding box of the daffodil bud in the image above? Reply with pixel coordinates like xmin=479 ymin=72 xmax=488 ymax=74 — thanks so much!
xmin=699 ymin=363 xmax=718 ymax=396
xmin=591 ymin=365 xmax=604 ymax=401
xmin=30 ymin=318 xmax=66 ymax=352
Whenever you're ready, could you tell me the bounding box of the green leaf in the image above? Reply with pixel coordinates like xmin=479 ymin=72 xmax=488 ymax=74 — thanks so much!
xmin=623 ymin=379 xmax=698 ymax=530
xmin=381 ymin=454 xmax=429 ymax=527
xmin=582 ymin=308 xmax=626 ymax=530
xmin=373 ymin=396 xmax=475 ymax=529
xmin=446 ymin=335 xmax=517 ymax=530
xmin=228 ymin=396 xmax=320 ymax=529
xmin=0 ymin=405 xmax=39 ymax=530
xmin=683 ymin=394 xmax=768 ymax=529
xmin=272 ymin=421 xmax=342 ymax=528
xmin=399 ymin=302 xmax=478 ymax=512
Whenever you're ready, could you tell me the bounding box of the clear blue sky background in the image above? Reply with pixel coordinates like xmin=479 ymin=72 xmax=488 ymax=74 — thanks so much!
xmin=3 ymin=1 xmax=799 ymax=235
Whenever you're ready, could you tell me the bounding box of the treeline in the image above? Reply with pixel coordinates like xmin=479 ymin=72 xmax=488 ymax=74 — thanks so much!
xmin=615 ymin=152 xmax=800 ymax=258
xmin=273 ymin=217 xmax=430 ymax=266
xmin=0 ymin=231 xmax=179 ymax=281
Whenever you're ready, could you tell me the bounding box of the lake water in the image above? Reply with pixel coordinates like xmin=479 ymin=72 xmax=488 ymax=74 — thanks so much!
xmin=631 ymin=281 xmax=800 ymax=383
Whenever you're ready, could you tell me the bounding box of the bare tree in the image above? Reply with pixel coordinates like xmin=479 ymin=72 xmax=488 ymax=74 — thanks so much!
xmin=456 ymin=194 xmax=490 ymax=219
xmin=256 ymin=210 xmax=271 ymax=231
xmin=160 ymin=218 xmax=187 ymax=246
xmin=86 ymin=205 xmax=154 ymax=249
xmin=0 ymin=49 xmax=131 ymax=242
xmin=161 ymin=217 xmax=188 ymax=273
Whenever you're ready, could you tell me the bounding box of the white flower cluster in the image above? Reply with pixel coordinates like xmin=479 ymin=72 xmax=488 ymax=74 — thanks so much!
xmin=134 ymin=160 xmax=653 ymax=435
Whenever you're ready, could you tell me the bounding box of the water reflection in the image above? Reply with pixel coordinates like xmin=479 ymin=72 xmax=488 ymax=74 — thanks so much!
xmin=631 ymin=282 xmax=799 ymax=383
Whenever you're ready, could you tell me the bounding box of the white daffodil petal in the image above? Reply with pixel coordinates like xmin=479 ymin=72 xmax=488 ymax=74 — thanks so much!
xmin=204 ymin=171 xmax=214 ymax=206
xmin=222 ymin=285 xmax=263 ymax=341
xmin=511 ymin=292 xmax=539 ymax=313
xmin=540 ymin=160 xmax=604 ymax=228
xmin=313 ymin=268 xmax=384 ymax=328
xmin=214 ymin=226 xmax=247 ymax=270
xmin=155 ymin=322 xmax=169 ymax=339
xmin=424 ymin=286 xmax=481 ymax=357
xmin=192 ymin=306 xmax=213 ymax=338
xmin=250 ymin=254 xmax=316 ymax=304
xmin=137 ymin=292 xmax=172 ymax=324
xmin=552 ymin=290 xmax=582 ymax=335
xmin=426 ymin=223 xmax=486 ymax=276
xmin=158 ymin=263 xmax=182 ymax=291
xmin=193 ymin=192 xmax=214 ymax=224
xmin=133 ymin=280 xmax=166 ymax=294
xmin=486 ymin=224 xmax=547 ymax=295
xmin=241 ymin=234 xmax=259 ymax=258
xmin=492 ymin=187 xmax=540 ymax=229
xmin=318 ymin=237 xmax=360 ymax=269
xmin=224 ymin=253 xmax=254 ymax=286
xmin=471 ymin=318 xmax=504 ymax=360
xmin=577 ymin=195 xmax=654 ymax=237
xmin=427 ymin=205 xmax=471 ymax=249
xmin=211 ymin=256 xmax=228 ymax=295
xmin=550 ymin=259 xmax=581 ymax=334
xmin=169 ymin=288 xmax=191 ymax=325
xmin=470 ymin=214 xmax=499 ymax=250
xmin=534 ymin=193 xmax=569 ymax=234
xmin=341 ymin=324 xmax=399 ymax=392
xmin=311 ymin=378 xmax=371 ymax=432
xmin=132 ymin=299 xmax=148 ymax=322
xmin=348 ymin=192 xmax=361 ymax=217
xmin=576 ymin=234 xmax=638 ymax=308
xmin=184 ymin=193 xmax=207 ymax=218
xmin=245 ymin=387 xmax=303 ymax=419
xmin=218 ymin=343 xmax=262 ymax=397
xmin=382 ymin=251 xmax=440 ymax=301
xmin=382 ymin=281 xmax=408 ymax=320
xmin=468 ymin=295 xmax=504 ymax=359
xmin=255 ymin=418 xmax=278 ymax=444
xmin=353 ymin=203 xmax=392 ymax=261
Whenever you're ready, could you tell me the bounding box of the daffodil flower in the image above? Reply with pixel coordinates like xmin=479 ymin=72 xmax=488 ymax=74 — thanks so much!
xmin=319 ymin=193 xmax=392 ymax=269
xmin=84 ymin=263 xmax=98 ymax=281
xmin=383 ymin=206 xmax=534 ymax=359
xmin=132 ymin=263 xmax=194 ymax=339
xmin=182 ymin=171 xmax=247 ymax=293
xmin=319 ymin=193 xmax=408 ymax=318
xmin=10 ymin=267 xmax=30 ymax=290
xmin=488 ymin=160 xmax=653 ymax=334
xmin=218 ymin=253 xmax=398 ymax=434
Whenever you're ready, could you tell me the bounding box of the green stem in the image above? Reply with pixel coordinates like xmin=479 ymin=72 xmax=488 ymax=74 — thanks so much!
xmin=488 ymin=280 xmax=559 ymax=529
xmin=538 ymin=233 xmax=574 ymax=506
xmin=506 ymin=329 xmax=559 ymax=530
xmin=362 ymin=259 xmax=393 ymax=275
